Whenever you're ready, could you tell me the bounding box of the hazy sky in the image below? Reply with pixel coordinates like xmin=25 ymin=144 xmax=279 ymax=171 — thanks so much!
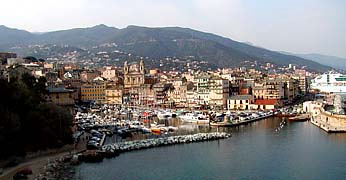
xmin=0 ymin=0 xmax=345 ymax=57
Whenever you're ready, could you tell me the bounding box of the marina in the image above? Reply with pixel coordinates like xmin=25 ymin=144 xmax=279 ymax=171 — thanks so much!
xmin=210 ymin=111 xmax=274 ymax=127
xmin=76 ymin=117 xmax=346 ymax=180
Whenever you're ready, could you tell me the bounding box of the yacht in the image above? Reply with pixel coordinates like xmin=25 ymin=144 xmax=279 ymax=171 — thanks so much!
xmin=157 ymin=111 xmax=176 ymax=120
xmin=179 ymin=112 xmax=209 ymax=124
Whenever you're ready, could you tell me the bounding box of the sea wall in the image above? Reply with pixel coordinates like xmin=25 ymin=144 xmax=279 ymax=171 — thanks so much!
xmin=311 ymin=105 xmax=346 ymax=132
xmin=102 ymin=132 xmax=231 ymax=154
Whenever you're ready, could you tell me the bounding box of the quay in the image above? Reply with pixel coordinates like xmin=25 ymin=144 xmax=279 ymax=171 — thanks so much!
xmin=210 ymin=113 xmax=274 ymax=127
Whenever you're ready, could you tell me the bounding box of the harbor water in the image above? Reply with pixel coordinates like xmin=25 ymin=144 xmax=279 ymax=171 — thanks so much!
xmin=76 ymin=117 xmax=346 ymax=180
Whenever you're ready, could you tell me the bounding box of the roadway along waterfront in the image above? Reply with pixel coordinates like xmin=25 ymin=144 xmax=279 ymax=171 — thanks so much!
xmin=75 ymin=117 xmax=346 ymax=180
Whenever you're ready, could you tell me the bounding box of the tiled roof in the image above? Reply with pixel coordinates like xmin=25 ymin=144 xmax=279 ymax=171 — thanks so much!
xmin=255 ymin=99 xmax=277 ymax=105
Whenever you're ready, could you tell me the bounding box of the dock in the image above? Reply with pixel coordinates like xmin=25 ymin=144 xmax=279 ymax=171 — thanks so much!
xmin=210 ymin=114 xmax=273 ymax=127
xmin=99 ymin=133 xmax=106 ymax=146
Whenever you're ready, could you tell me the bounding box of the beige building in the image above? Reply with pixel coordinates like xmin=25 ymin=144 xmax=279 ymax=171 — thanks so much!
xmin=124 ymin=60 xmax=145 ymax=89
xmin=81 ymin=70 xmax=101 ymax=82
xmin=196 ymin=74 xmax=211 ymax=105
xmin=209 ymin=77 xmax=229 ymax=109
xmin=285 ymin=78 xmax=299 ymax=103
xmin=102 ymin=67 xmax=119 ymax=81
xmin=227 ymin=95 xmax=254 ymax=110
xmin=252 ymin=78 xmax=285 ymax=106
xmin=105 ymin=86 xmax=123 ymax=105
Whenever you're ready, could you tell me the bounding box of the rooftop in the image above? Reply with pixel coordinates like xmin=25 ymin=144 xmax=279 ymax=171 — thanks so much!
xmin=229 ymin=95 xmax=253 ymax=100
xmin=47 ymin=87 xmax=74 ymax=93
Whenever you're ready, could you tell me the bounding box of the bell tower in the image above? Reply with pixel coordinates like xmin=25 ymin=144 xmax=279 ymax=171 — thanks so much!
xmin=140 ymin=59 xmax=145 ymax=74
xmin=124 ymin=61 xmax=129 ymax=74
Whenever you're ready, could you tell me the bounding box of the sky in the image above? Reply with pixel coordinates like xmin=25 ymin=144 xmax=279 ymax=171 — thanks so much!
xmin=0 ymin=0 xmax=345 ymax=57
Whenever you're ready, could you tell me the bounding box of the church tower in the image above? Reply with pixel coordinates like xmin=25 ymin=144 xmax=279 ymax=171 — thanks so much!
xmin=124 ymin=61 xmax=129 ymax=74
xmin=140 ymin=59 xmax=145 ymax=74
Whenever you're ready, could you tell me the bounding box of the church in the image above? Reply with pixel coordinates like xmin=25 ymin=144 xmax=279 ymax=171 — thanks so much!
xmin=124 ymin=59 xmax=145 ymax=89
xmin=123 ymin=59 xmax=157 ymax=105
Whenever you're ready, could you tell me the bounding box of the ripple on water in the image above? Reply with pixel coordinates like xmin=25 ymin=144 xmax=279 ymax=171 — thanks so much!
xmin=76 ymin=118 xmax=346 ymax=180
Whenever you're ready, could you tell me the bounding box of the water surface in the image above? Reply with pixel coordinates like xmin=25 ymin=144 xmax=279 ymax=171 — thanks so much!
xmin=77 ymin=118 xmax=346 ymax=180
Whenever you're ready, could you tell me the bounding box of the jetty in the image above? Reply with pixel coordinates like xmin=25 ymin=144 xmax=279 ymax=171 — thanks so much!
xmin=82 ymin=132 xmax=232 ymax=161
xmin=210 ymin=113 xmax=273 ymax=127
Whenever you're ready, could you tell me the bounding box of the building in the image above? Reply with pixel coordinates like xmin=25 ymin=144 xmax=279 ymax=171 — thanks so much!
xmin=264 ymin=78 xmax=285 ymax=101
xmin=105 ymin=85 xmax=123 ymax=105
xmin=254 ymin=99 xmax=277 ymax=110
xmin=123 ymin=60 xmax=157 ymax=105
xmin=7 ymin=58 xmax=26 ymax=66
xmin=227 ymin=95 xmax=254 ymax=110
xmin=284 ymin=78 xmax=299 ymax=103
xmin=209 ymin=77 xmax=230 ymax=109
xmin=102 ymin=67 xmax=119 ymax=81
xmin=7 ymin=65 xmax=32 ymax=82
xmin=196 ymin=74 xmax=211 ymax=105
xmin=293 ymin=69 xmax=307 ymax=94
xmin=0 ymin=52 xmax=17 ymax=64
xmin=47 ymin=87 xmax=75 ymax=106
xmin=81 ymin=81 xmax=106 ymax=103
xmin=124 ymin=60 xmax=145 ymax=89
xmin=81 ymin=70 xmax=101 ymax=82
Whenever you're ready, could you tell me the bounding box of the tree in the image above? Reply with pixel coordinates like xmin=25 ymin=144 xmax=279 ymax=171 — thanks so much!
xmin=0 ymin=75 xmax=73 ymax=159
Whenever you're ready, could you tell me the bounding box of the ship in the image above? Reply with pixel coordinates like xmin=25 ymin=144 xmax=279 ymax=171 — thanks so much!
xmin=310 ymin=72 xmax=346 ymax=93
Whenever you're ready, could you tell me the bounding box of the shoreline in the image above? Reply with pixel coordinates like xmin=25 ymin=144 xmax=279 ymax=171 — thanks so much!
xmin=0 ymin=143 xmax=86 ymax=180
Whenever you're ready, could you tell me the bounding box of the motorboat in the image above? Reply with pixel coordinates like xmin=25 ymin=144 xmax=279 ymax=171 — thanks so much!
xmin=157 ymin=111 xmax=176 ymax=120
xmin=179 ymin=112 xmax=209 ymax=124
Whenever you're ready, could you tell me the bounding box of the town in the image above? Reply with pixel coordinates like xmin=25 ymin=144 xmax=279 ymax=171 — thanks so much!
xmin=0 ymin=51 xmax=311 ymax=111
xmin=2 ymin=50 xmax=346 ymax=180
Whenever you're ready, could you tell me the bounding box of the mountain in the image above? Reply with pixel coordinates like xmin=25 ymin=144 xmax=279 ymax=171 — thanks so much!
xmin=281 ymin=52 xmax=346 ymax=70
xmin=0 ymin=24 xmax=330 ymax=72
xmin=0 ymin=25 xmax=36 ymax=48
xmin=38 ymin=24 xmax=119 ymax=47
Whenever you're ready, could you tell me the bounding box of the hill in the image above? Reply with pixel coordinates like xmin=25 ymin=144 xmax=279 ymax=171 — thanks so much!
xmin=0 ymin=24 xmax=330 ymax=72
xmin=281 ymin=52 xmax=346 ymax=70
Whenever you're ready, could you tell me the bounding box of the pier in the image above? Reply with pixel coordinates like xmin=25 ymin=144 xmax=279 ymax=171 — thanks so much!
xmin=210 ymin=113 xmax=274 ymax=127
xmin=78 ymin=132 xmax=231 ymax=162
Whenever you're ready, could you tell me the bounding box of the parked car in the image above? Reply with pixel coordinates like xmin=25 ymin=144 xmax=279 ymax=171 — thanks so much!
xmin=18 ymin=168 xmax=32 ymax=175
xmin=13 ymin=172 xmax=28 ymax=180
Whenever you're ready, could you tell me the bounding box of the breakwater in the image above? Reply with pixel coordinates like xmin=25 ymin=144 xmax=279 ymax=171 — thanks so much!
xmin=102 ymin=132 xmax=230 ymax=155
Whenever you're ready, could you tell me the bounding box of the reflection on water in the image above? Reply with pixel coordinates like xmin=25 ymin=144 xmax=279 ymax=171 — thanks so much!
xmin=78 ymin=117 xmax=346 ymax=180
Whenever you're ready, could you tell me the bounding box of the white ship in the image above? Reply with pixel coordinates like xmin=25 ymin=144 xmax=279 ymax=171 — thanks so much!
xmin=311 ymin=72 xmax=346 ymax=93
xmin=179 ymin=112 xmax=210 ymax=124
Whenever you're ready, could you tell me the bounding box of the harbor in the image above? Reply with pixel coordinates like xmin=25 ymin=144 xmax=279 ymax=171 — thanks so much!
xmin=75 ymin=117 xmax=346 ymax=180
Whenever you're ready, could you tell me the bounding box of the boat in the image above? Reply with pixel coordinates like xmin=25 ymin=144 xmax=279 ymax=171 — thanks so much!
xmin=210 ymin=111 xmax=273 ymax=127
xmin=179 ymin=112 xmax=210 ymax=124
xmin=288 ymin=114 xmax=310 ymax=122
xmin=150 ymin=127 xmax=161 ymax=134
xmin=311 ymin=72 xmax=346 ymax=93
xmin=157 ymin=111 xmax=176 ymax=120
xmin=275 ymin=113 xmax=296 ymax=117
xmin=140 ymin=127 xmax=152 ymax=133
